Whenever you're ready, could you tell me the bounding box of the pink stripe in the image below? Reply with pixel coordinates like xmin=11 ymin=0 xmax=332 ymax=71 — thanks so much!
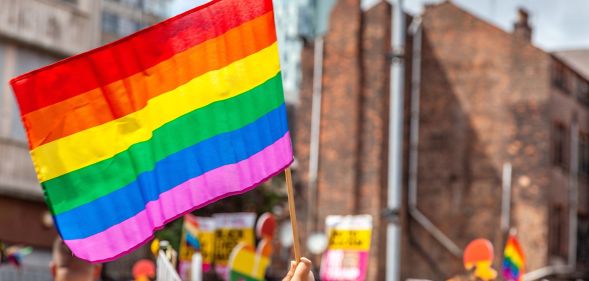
xmin=64 ymin=133 xmax=292 ymax=262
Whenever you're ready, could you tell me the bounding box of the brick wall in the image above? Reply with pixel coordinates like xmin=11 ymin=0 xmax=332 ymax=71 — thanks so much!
xmin=293 ymin=1 xmax=579 ymax=280
xmin=358 ymin=3 xmax=392 ymax=280
xmin=401 ymin=2 xmax=552 ymax=279
xmin=294 ymin=1 xmax=392 ymax=280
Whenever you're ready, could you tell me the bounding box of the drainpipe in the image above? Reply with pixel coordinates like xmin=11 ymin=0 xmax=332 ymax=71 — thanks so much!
xmin=307 ymin=37 xmax=324 ymax=233
xmin=568 ymin=117 xmax=579 ymax=268
xmin=500 ymin=162 xmax=512 ymax=235
xmin=386 ymin=0 xmax=405 ymax=280
xmin=407 ymin=18 xmax=420 ymax=211
xmin=406 ymin=16 xmax=462 ymax=258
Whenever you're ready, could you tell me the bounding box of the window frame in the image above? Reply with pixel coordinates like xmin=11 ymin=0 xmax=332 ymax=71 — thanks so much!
xmin=552 ymin=122 xmax=569 ymax=170
xmin=101 ymin=11 xmax=120 ymax=35
xmin=579 ymin=132 xmax=589 ymax=178
xmin=549 ymin=205 xmax=566 ymax=259
xmin=552 ymin=61 xmax=569 ymax=94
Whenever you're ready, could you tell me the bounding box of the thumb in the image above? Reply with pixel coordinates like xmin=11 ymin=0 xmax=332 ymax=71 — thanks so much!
xmin=291 ymin=257 xmax=314 ymax=281
xmin=282 ymin=261 xmax=297 ymax=281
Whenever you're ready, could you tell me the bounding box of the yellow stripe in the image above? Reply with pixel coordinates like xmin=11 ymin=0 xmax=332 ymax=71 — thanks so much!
xmin=505 ymin=244 xmax=524 ymax=267
xmin=32 ymin=43 xmax=280 ymax=182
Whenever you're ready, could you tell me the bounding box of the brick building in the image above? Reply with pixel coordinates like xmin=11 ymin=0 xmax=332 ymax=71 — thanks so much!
xmin=293 ymin=1 xmax=589 ymax=280
xmin=549 ymin=48 xmax=589 ymax=270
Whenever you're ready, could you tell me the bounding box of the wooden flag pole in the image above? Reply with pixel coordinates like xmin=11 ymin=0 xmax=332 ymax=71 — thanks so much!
xmin=285 ymin=167 xmax=301 ymax=262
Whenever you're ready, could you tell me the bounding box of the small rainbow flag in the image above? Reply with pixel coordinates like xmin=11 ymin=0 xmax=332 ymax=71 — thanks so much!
xmin=502 ymin=234 xmax=525 ymax=281
xmin=10 ymin=0 xmax=292 ymax=262
xmin=183 ymin=215 xmax=201 ymax=250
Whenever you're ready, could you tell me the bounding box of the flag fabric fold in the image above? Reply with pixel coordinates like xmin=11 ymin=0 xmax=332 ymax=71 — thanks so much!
xmin=10 ymin=0 xmax=292 ymax=262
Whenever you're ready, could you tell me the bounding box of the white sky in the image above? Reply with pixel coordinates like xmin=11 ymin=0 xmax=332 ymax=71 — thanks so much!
xmin=169 ymin=0 xmax=589 ymax=51
xmin=168 ymin=0 xmax=210 ymax=16
xmin=404 ymin=0 xmax=589 ymax=51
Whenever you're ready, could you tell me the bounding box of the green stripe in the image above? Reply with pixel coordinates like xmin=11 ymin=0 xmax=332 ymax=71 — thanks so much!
xmin=229 ymin=270 xmax=262 ymax=281
xmin=504 ymin=256 xmax=522 ymax=269
xmin=44 ymin=73 xmax=284 ymax=215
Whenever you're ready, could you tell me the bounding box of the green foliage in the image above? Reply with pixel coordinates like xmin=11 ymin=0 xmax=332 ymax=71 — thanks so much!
xmin=154 ymin=218 xmax=183 ymax=251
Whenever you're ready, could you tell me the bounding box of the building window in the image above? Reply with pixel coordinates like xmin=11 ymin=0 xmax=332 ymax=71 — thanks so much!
xmin=578 ymin=215 xmax=589 ymax=265
xmin=136 ymin=0 xmax=145 ymax=9
xmin=549 ymin=206 xmax=566 ymax=259
xmin=577 ymin=78 xmax=589 ymax=106
xmin=120 ymin=0 xmax=144 ymax=9
xmin=102 ymin=11 xmax=119 ymax=35
xmin=135 ymin=22 xmax=147 ymax=31
xmin=580 ymin=133 xmax=589 ymax=178
xmin=119 ymin=18 xmax=139 ymax=36
xmin=47 ymin=17 xmax=61 ymax=39
xmin=552 ymin=123 xmax=569 ymax=169
xmin=552 ymin=62 xmax=568 ymax=93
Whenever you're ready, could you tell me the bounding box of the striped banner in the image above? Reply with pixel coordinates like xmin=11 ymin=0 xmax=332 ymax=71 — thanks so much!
xmin=10 ymin=0 xmax=292 ymax=262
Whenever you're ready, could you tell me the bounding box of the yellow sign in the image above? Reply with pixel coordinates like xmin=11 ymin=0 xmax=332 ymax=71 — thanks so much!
xmin=199 ymin=231 xmax=215 ymax=265
xmin=328 ymin=229 xmax=372 ymax=251
xmin=212 ymin=212 xmax=256 ymax=273
xmin=214 ymin=228 xmax=255 ymax=266
xmin=321 ymin=215 xmax=373 ymax=281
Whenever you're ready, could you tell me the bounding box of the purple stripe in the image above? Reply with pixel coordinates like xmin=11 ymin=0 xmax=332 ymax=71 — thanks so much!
xmin=64 ymin=133 xmax=292 ymax=262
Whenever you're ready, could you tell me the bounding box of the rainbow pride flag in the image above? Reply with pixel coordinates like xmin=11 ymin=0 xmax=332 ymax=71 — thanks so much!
xmin=10 ymin=0 xmax=292 ymax=262
xmin=502 ymin=234 xmax=525 ymax=281
xmin=183 ymin=215 xmax=201 ymax=250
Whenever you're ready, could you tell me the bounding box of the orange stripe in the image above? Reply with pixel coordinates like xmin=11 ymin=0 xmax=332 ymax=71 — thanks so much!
xmin=23 ymin=12 xmax=276 ymax=149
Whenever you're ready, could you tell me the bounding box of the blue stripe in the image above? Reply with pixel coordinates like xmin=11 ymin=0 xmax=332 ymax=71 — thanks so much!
xmin=502 ymin=258 xmax=520 ymax=279
xmin=56 ymin=104 xmax=288 ymax=240
xmin=186 ymin=234 xmax=200 ymax=249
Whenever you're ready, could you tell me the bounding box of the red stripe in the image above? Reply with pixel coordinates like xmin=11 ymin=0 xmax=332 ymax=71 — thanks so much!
xmin=23 ymin=12 xmax=276 ymax=149
xmin=11 ymin=0 xmax=273 ymax=115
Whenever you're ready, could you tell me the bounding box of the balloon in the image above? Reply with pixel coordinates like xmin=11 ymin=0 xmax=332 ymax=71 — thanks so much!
xmin=463 ymin=239 xmax=497 ymax=281
xmin=132 ymin=259 xmax=156 ymax=280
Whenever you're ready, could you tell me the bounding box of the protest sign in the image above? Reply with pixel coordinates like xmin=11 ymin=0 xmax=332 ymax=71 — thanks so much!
xmin=196 ymin=217 xmax=216 ymax=272
xmin=320 ymin=215 xmax=372 ymax=281
xmin=213 ymin=213 xmax=256 ymax=279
